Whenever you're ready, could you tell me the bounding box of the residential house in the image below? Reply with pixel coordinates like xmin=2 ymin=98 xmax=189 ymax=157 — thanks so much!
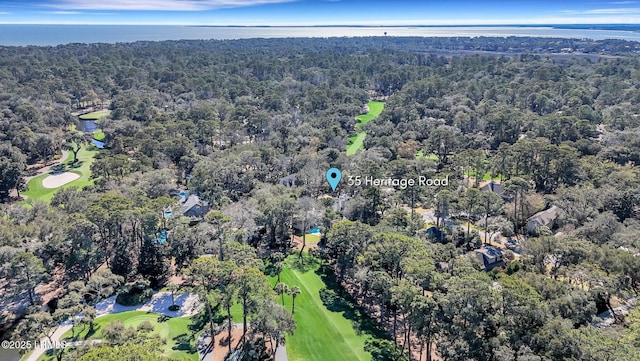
xmin=526 ymin=205 xmax=560 ymax=234
xmin=180 ymin=194 xmax=209 ymax=219
xmin=475 ymin=246 xmax=505 ymax=271
xmin=479 ymin=180 xmax=505 ymax=196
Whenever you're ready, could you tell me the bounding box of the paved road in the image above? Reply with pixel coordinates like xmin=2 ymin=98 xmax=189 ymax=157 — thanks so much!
xmin=25 ymin=323 xmax=73 ymax=361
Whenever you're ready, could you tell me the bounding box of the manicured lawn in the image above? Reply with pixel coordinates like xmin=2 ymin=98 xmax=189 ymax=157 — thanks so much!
xmin=79 ymin=109 xmax=111 ymax=120
xmin=347 ymin=101 xmax=385 ymax=155
xmin=347 ymin=132 xmax=367 ymax=155
xmin=93 ymin=129 xmax=106 ymax=141
xmin=302 ymin=233 xmax=321 ymax=243
xmin=355 ymin=101 xmax=385 ymax=127
xmin=23 ymin=146 xmax=97 ymax=203
xmin=56 ymin=311 xmax=199 ymax=361
xmin=273 ymin=255 xmax=379 ymax=361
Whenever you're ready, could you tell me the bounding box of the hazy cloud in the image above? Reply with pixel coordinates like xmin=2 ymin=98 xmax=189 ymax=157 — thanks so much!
xmin=47 ymin=11 xmax=83 ymax=14
xmin=561 ymin=7 xmax=640 ymax=15
xmin=46 ymin=0 xmax=296 ymax=11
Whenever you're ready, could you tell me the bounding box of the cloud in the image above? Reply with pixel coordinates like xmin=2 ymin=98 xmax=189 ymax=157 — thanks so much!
xmin=45 ymin=0 xmax=295 ymax=11
xmin=561 ymin=7 xmax=640 ymax=15
xmin=0 ymin=12 xmax=10 ymax=15
xmin=609 ymin=1 xmax=637 ymax=4
xmin=47 ymin=11 xmax=83 ymax=14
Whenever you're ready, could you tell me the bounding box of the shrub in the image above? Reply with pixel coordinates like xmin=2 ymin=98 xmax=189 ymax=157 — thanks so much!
xmin=116 ymin=280 xmax=154 ymax=306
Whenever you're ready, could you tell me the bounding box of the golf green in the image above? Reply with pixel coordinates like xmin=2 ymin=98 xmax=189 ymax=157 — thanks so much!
xmin=23 ymin=146 xmax=97 ymax=203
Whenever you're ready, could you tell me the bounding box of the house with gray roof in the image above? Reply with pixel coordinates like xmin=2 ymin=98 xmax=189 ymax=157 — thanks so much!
xmin=180 ymin=194 xmax=209 ymax=218
xmin=474 ymin=246 xmax=505 ymax=271
xmin=479 ymin=180 xmax=505 ymax=196
xmin=526 ymin=205 xmax=560 ymax=234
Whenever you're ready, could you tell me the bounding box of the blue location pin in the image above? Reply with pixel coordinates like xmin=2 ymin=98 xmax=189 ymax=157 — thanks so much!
xmin=326 ymin=168 xmax=342 ymax=191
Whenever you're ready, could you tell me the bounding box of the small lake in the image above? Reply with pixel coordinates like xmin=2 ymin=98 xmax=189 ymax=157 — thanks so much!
xmin=79 ymin=120 xmax=98 ymax=133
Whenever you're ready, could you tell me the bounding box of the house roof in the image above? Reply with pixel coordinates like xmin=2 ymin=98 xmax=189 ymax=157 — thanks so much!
xmin=479 ymin=181 xmax=505 ymax=194
xmin=180 ymin=194 xmax=208 ymax=214
xmin=475 ymin=246 xmax=504 ymax=270
xmin=527 ymin=205 xmax=559 ymax=226
xmin=475 ymin=246 xmax=503 ymax=261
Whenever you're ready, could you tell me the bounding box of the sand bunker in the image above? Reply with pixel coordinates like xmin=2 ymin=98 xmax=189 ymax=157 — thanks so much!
xmin=41 ymin=172 xmax=80 ymax=189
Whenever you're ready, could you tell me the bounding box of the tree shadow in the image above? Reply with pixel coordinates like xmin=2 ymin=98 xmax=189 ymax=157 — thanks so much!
xmin=69 ymin=161 xmax=84 ymax=169
xmin=317 ymin=265 xmax=389 ymax=340
xmin=172 ymin=333 xmax=197 ymax=354
xmin=287 ymin=253 xmax=321 ymax=274
xmin=188 ymin=309 xmax=208 ymax=333
xmin=64 ymin=323 xmax=100 ymax=342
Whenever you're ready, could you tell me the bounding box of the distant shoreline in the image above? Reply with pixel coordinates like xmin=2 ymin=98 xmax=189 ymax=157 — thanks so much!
xmin=2 ymin=24 xmax=640 ymax=46
xmin=186 ymin=24 xmax=640 ymax=32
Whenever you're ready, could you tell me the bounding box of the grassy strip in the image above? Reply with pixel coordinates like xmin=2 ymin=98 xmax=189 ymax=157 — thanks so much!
xmin=347 ymin=101 xmax=385 ymax=155
xmin=346 ymin=132 xmax=367 ymax=156
xmin=79 ymin=109 xmax=111 ymax=120
xmin=274 ymin=255 xmax=384 ymax=361
xmin=355 ymin=101 xmax=384 ymax=127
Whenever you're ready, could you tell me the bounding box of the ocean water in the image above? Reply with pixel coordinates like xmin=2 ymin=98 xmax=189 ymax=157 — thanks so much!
xmin=1 ymin=25 xmax=640 ymax=46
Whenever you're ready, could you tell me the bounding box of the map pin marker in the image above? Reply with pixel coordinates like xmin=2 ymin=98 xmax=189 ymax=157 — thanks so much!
xmin=326 ymin=168 xmax=342 ymax=192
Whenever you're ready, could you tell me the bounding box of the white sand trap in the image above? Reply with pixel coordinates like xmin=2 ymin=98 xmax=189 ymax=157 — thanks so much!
xmin=41 ymin=172 xmax=80 ymax=188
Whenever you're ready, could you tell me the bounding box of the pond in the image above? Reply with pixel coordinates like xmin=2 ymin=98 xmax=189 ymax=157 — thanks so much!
xmin=79 ymin=119 xmax=98 ymax=133
xmin=91 ymin=139 xmax=104 ymax=149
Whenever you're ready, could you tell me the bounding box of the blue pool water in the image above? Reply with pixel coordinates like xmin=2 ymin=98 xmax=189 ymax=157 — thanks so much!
xmin=158 ymin=231 xmax=169 ymax=244
xmin=310 ymin=227 xmax=321 ymax=234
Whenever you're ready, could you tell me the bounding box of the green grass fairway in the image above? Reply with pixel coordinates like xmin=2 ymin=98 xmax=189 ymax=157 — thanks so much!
xmin=347 ymin=101 xmax=384 ymax=155
xmin=79 ymin=109 xmax=111 ymax=120
xmin=274 ymin=255 xmax=381 ymax=361
xmin=23 ymin=146 xmax=97 ymax=203
xmin=347 ymin=132 xmax=367 ymax=156
xmin=93 ymin=129 xmax=106 ymax=141
xmin=355 ymin=101 xmax=384 ymax=127
xmin=56 ymin=311 xmax=198 ymax=361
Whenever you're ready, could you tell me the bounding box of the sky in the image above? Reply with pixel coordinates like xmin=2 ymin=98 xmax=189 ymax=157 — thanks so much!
xmin=1 ymin=0 xmax=640 ymax=25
